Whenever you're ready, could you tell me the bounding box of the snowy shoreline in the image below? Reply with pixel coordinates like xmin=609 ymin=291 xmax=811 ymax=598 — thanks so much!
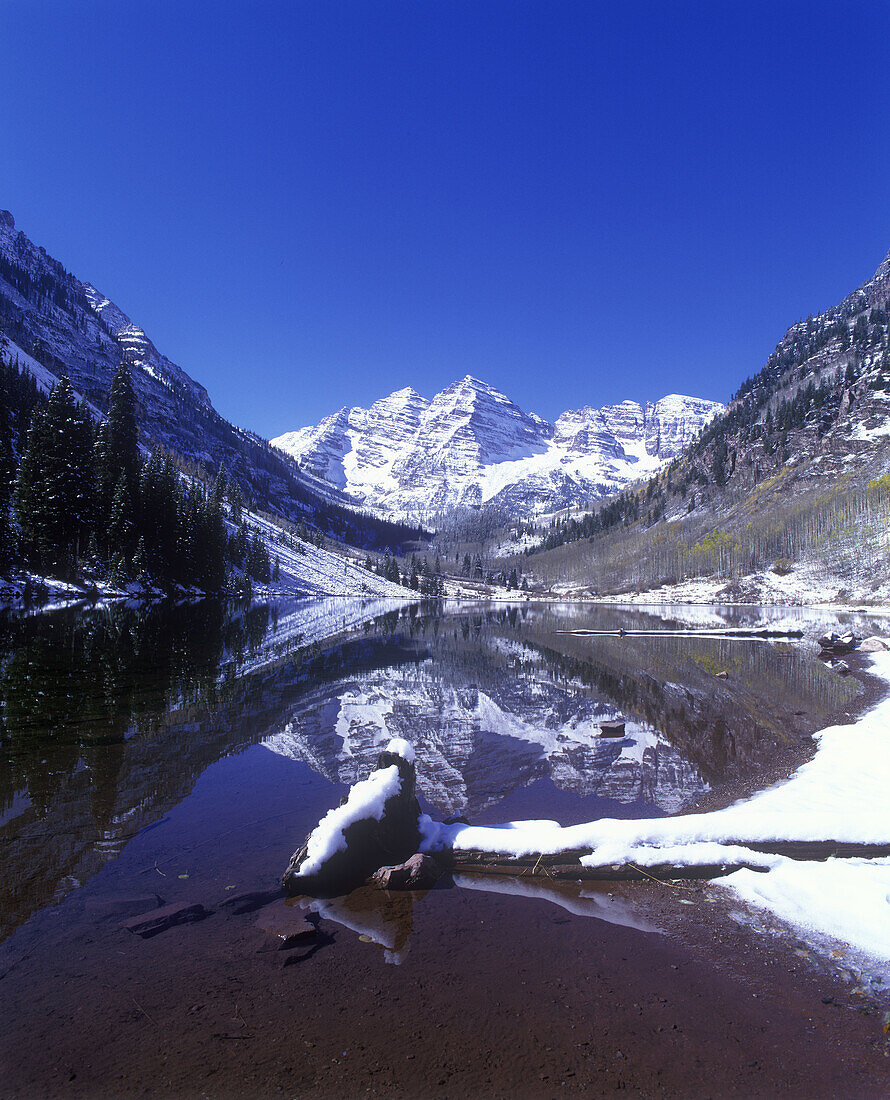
xmin=419 ymin=649 xmax=890 ymax=972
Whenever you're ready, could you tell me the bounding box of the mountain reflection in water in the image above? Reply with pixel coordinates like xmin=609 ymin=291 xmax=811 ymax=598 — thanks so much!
xmin=0 ymin=598 xmax=867 ymax=942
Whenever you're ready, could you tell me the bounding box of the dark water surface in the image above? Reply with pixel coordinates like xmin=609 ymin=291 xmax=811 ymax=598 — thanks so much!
xmin=1 ymin=598 xmax=885 ymax=1097
xmin=0 ymin=598 xmax=872 ymax=944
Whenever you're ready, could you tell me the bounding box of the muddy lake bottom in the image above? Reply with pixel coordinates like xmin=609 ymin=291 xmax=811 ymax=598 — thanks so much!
xmin=2 ymin=600 xmax=890 ymax=1096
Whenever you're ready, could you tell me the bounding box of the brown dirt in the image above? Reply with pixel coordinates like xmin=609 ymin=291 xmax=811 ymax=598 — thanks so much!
xmin=2 ymin=871 xmax=889 ymax=1099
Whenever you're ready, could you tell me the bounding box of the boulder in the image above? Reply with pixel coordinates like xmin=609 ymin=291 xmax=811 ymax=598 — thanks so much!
xmin=369 ymin=853 xmax=444 ymax=891
xmin=818 ymin=631 xmax=860 ymax=656
xmin=858 ymin=636 xmax=889 ymax=653
xmin=255 ymin=900 xmax=317 ymax=948
xmin=282 ymin=739 xmax=421 ymax=896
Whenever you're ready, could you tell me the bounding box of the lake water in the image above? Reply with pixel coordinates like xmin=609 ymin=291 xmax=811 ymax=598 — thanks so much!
xmin=0 ymin=597 xmax=884 ymax=1096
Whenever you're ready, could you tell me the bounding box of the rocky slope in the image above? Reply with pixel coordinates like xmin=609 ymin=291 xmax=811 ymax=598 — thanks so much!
xmin=0 ymin=210 xmax=419 ymax=552
xmin=522 ymin=244 xmax=890 ymax=601
xmin=273 ymin=376 xmax=723 ymax=517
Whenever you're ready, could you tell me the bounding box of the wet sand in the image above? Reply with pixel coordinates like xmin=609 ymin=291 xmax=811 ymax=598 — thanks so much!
xmin=2 ymin=872 xmax=889 ymax=1099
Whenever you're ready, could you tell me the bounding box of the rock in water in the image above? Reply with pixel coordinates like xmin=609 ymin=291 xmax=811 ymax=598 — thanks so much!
xmin=818 ymin=631 xmax=861 ymax=656
xmin=369 ymin=853 xmax=444 ymax=891
xmin=282 ymin=739 xmax=421 ymax=896
xmin=255 ymin=900 xmax=317 ymax=948
xmin=122 ymin=902 xmax=209 ymax=938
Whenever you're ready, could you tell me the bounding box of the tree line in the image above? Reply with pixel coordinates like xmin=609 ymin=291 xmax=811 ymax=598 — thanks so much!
xmin=1 ymin=356 xmax=274 ymax=593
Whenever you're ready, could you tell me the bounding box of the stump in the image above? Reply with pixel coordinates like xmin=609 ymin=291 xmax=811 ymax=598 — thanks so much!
xmin=282 ymin=740 xmax=421 ymax=896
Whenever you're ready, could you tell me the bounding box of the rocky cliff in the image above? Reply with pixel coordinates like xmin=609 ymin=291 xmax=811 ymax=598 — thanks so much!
xmin=273 ymin=376 xmax=723 ymax=517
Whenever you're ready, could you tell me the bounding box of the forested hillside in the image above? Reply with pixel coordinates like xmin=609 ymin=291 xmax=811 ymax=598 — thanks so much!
xmin=518 ymin=246 xmax=890 ymax=602
xmin=0 ymin=211 xmax=423 ymax=557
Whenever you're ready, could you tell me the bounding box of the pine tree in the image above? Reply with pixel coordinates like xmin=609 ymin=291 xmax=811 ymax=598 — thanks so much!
xmin=228 ymin=481 xmax=243 ymax=524
xmin=108 ymin=472 xmax=136 ymax=566
xmin=13 ymin=378 xmax=95 ymax=575
xmin=14 ymin=408 xmax=50 ymax=568
xmin=133 ymin=536 xmax=149 ymax=585
xmin=109 ymin=552 xmax=130 ymax=589
xmin=246 ymin=533 xmax=271 ymax=583
xmin=201 ymin=484 xmax=228 ymax=590
xmin=97 ymin=364 xmax=140 ymax=536
xmin=0 ymin=375 xmax=15 ymax=570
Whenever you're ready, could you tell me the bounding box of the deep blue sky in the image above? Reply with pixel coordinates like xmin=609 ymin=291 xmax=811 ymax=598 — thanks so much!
xmin=2 ymin=1 xmax=888 ymax=435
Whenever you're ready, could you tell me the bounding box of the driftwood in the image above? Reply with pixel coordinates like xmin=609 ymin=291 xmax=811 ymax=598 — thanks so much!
xmin=442 ymin=840 xmax=890 ymax=883
xmin=555 ymin=628 xmax=805 ymax=639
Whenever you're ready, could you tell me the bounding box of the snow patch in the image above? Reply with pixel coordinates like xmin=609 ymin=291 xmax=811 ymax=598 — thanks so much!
xmin=385 ymin=737 xmax=415 ymax=764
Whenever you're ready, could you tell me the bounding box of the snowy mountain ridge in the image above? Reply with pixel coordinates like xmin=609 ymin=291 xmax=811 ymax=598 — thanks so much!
xmin=0 ymin=209 xmax=422 ymax=565
xmin=272 ymin=376 xmax=723 ymax=517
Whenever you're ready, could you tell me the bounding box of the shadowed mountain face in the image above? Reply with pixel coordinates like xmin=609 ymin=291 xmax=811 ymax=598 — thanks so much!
xmin=0 ymin=211 xmax=420 ymax=551
xmin=0 ymin=599 xmax=863 ymax=941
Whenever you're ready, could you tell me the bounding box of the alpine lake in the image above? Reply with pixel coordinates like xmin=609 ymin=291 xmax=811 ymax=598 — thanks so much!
xmin=2 ymin=598 xmax=888 ymax=1098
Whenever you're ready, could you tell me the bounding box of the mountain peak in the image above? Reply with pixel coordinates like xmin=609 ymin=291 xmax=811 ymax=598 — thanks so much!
xmin=874 ymin=246 xmax=890 ymax=283
xmin=0 ymin=210 xmax=14 ymax=231
xmin=382 ymin=385 xmax=425 ymax=403
xmin=453 ymin=374 xmax=494 ymax=392
xmin=274 ymin=379 xmax=722 ymax=517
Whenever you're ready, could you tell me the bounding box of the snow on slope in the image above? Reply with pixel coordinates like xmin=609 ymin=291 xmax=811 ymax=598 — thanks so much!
xmin=272 ymin=377 xmax=723 ymax=518
xmin=243 ymin=508 xmax=410 ymax=598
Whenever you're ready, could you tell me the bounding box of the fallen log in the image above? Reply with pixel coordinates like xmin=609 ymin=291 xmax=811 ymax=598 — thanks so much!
xmin=555 ymin=628 xmax=805 ymax=639
xmin=441 ymin=839 xmax=890 ymax=882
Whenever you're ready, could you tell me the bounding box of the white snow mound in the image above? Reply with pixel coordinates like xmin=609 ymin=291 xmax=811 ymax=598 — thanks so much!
xmin=384 ymin=737 xmax=415 ymax=763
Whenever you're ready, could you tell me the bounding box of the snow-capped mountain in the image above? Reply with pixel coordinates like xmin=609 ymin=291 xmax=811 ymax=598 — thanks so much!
xmin=272 ymin=376 xmax=723 ymax=516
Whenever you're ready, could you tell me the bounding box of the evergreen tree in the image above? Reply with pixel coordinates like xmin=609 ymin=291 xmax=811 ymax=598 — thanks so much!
xmin=0 ymin=376 xmax=15 ymax=570
xmin=12 ymin=410 xmax=46 ymax=568
xmin=97 ymin=364 xmax=140 ymax=535
xmin=108 ymin=470 xmax=136 ymax=568
xmin=201 ymin=485 xmax=228 ymax=590
xmin=133 ymin=536 xmax=149 ymax=585
xmin=228 ymin=481 xmax=243 ymax=524
xmin=246 ymin=533 xmax=271 ymax=583
xmin=14 ymin=378 xmax=95 ymax=575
